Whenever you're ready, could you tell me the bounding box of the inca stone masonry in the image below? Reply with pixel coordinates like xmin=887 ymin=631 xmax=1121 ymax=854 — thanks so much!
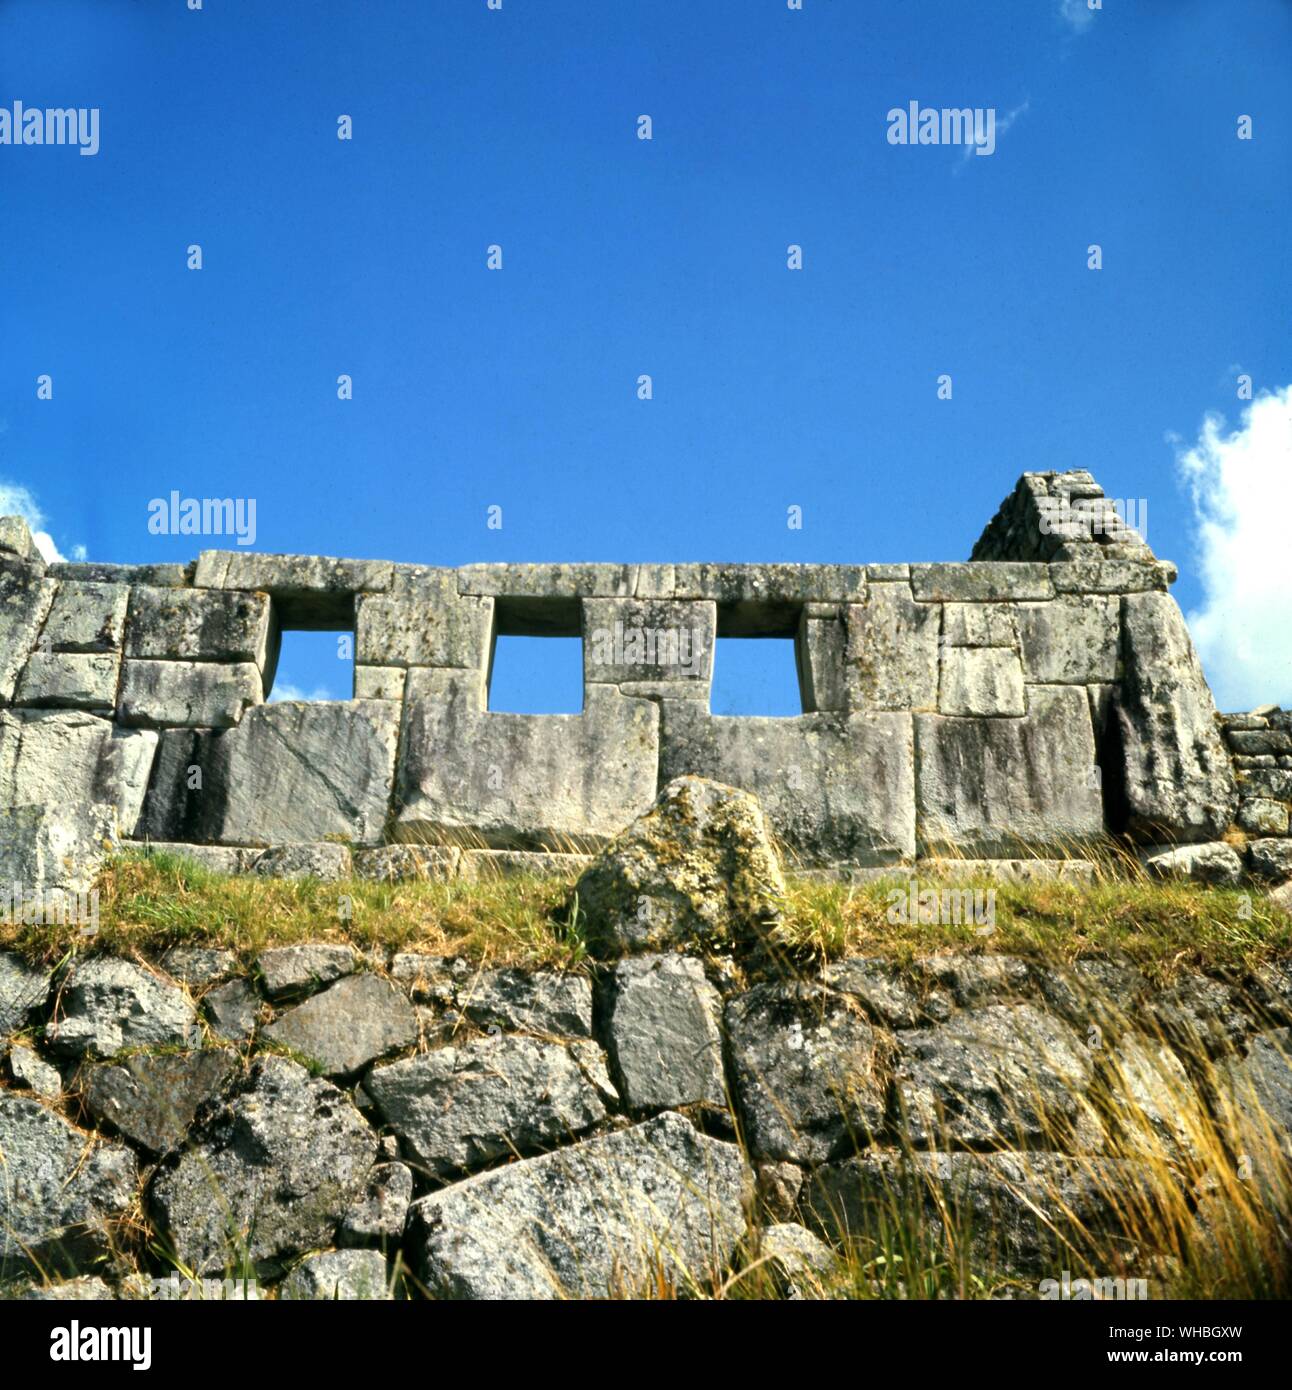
xmin=0 ymin=469 xmax=1285 ymax=882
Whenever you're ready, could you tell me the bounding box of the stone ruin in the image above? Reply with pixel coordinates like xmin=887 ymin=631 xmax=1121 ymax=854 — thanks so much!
xmin=0 ymin=468 xmax=1288 ymax=890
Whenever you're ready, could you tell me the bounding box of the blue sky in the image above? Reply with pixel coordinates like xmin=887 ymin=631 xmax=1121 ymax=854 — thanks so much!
xmin=1 ymin=0 xmax=1289 ymax=712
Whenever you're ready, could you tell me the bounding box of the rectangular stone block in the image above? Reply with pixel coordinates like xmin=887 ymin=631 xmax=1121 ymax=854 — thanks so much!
xmin=796 ymin=605 xmax=846 ymax=712
xmin=911 ymin=563 xmax=1054 ymax=603
xmin=0 ymin=561 xmax=55 ymax=702
xmin=41 ymin=581 xmax=129 ymax=652
xmin=394 ymin=671 xmax=659 ymax=849
xmin=0 ymin=709 xmax=156 ymax=836
xmin=658 ymin=703 xmax=916 ymax=865
xmin=915 ymin=685 xmax=1104 ymax=856
xmin=865 ymin=564 xmax=910 ymax=582
xmin=118 ymin=660 xmax=262 ymax=729
xmin=356 ymin=569 xmax=493 ymax=670
xmin=195 ymin=551 xmax=393 ymax=626
xmin=844 ymin=585 xmax=940 ymax=712
xmin=939 ymin=648 xmax=1026 ymax=716
xmin=15 ymin=652 xmax=120 ymax=712
xmin=457 ymin=564 xmax=636 ymax=599
xmin=0 ymin=516 xmax=43 ymax=566
xmin=1017 ymin=595 xmax=1119 ymax=684
xmin=125 ymin=588 xmax=272 ymax=671
xmin=582 ymin=598 xmax=715 ymax=688
xmin=354 ymin=666 xmax=407 ymax=701
xmin=1237 ymin=769 xmax=1292 ymax=802
xmin=941 ymin=603 xmax=1019 ymax=648
xmin=1049 ymin=559 xmax=1171 ymax=594
xmin=669 ymin=564 xmax=867 ymax=606
xmin=47 ymin=561 xmax=190 ymax=587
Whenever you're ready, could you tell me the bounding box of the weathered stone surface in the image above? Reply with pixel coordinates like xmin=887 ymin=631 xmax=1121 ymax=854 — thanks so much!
xmin=0 ymin=800 xmax=116 ymax=902
xmin=0 ymin=1093 xmax=138 ymax=1274
xmin=1248 ymin=838 xmax=1292 ymax=883
xmin=251 ymin=842 xmax=352 ymax=880
xmin=459 ymin=848 xmax=594 ymax=880
xmin=40 ymin=580 xmax=129 ymax=652
xmin=0 ymin=952 xmax=54 ymax=1039
xmin=0 ymin=515 xmax=44 ymax=564
xmin=726 ymin=982 xmax=885 ymax=1164
xmin=1106 ymin=1035 xmax=1202 ymax=1166
xmin=802 ymin=1150 xmax=1151 ymax=1276
xmin=353 ymin=665 xmax=406 ymax=701
xmin=149 ymin=1056 xmax=377 ymax=1275
xmin=605 ymin=955 xmax=726 ymax=1112
xmin=83 ymin=1048 xmax=238 ymax=1155
xmin=941 ymin=602 xmax=1019 ymax=648
xmin=118 ymin=658 xmax=261 ymax=728
xmin=457 ymin=561 xmax=636 ymax=599
xmin=755 ymin=1160 xmax=805 ymax=1222
xmin=1016 ymin=595 xmax=1119 ymax=684
xmin=938 ymin=647 xmax=1026 ymax=716
xmin=1149 ymin=973 xmax=1253 ymax=1056
xmin=356 ymin=568 xmax=493 ymax=669
xmin=6 ymin=1041 xmax=62 ymax=1096
xmin=353 ymin=843 xmax=459 ymax=882
xmin=893 ymin=1004 xmax=1096 ymax=1149
xmin=125 ymin=586 xmax=272 ymax=670
xmin=1144 ymin=842 xmax=1244 ymax=888
xmin=824 ymin=957 xmax=923 ymax=1028
xmin=1118 ymin=592 xmax=1238 ymax=842
xmin=1049 ymin=558 xmax=1172 ymax=594
xmin=0 ymin=560 xmax=54 ymax=701
xmin=203 ymin=978 xmax=261 ymax=1042
xmin=257 ymin=943 xmax=356 ymax=999
xmin=912 ymin=954 xmax=1031 ymax=1007
xmin=48 ymin=561 xmax=189 ymax=587
xmin=15 ymin=651 xmax=119 ymax=711
xmin=456 ymin=968 xmax=593 ymax=1038
xmin=363 ymin=1034 xmax=609 ymax=1179
xmin=758 ymin=1223 xmax=840 ymax=1296
xmin=1238 ymin=768 xmax=1292 ymax=801
xmin=409 ymin=1111 xmax=749 ymax=1299
xmin=0 ymin=709 xmax=156 ymax=836
xmin=47 ymin=957 xmax=201 ymax=1058
xmin=264 ymin=974 xmax=418 ymax=1077
xmin=659 ymin=707 xmax=917 ymax=866
xmin=160 ymin=945 xmax=237 ymax=987
xmin=1217 ymin=1028 xmax=1292 ymax=1194
xmin=911 ymin=563 xmax=1054 ymax=602
xmin=844 ymin=583 xmax=939 ymax=711
xmin=16 ymin=1277 xmax=116 ymax=1300
xmin=395 ymin=671 xmax=658 ymax=849
xmin=281 ymin=1248 xmax=389 ymax=1300
xmin=195 ymin=551 xmax=393 ymax=625
xmin=139 ymin=842 xmax=253 ymax=875
xmin=575 ymin=776 xmax=786 ymax=955
xmin=582 ymin=597 xmax=715 ymax=689
xmin=1237 ymin=799 xmax=1290 ymax=836
xmin=338 ymin=1161 xmax=413 ymax=1249
xmin=915 ymin=685 xmax=1103 ymax=856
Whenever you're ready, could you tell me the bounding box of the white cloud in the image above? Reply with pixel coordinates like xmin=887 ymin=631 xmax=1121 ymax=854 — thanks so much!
xmin=268 ymin=681 xmax=336 ymax=704
xmin=1175 ymin=385 xmax=1292 ymax=712
xmin=1059 ymin=0 xmax=1097 ymax=33
xmin=0 ymin=480 xmax=66 ymax=562
xmin=957 ymin=99 xmax=1030 ymax=166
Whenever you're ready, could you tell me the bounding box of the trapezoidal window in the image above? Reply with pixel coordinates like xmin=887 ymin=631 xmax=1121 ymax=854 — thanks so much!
xmin=486 ymin=597 xmax=584 ymax=714
xmin=709 ymin=634 xmax=804 ymax=716
xmin=267 ymin=629 xmax=355 ymax=702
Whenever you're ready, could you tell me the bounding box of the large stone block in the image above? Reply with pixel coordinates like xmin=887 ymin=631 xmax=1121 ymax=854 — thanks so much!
xmin=796 ymin=605 xmax=846 ymax=711
xmin=356 ymin=568 xmax=493 ymax=669
xmin=40 ymin=580 xmax=129 ymax=652
xmin=0 ymin=709 xmax=156 ymax=836
xmin=938 ymin=647 xmax=1026 ymax=716
xmin=208 ymin=700 xmax=399 ymax=847
xmin=457 ymin=563 xmax=636 ymax=598
xmin=659 ymin=703 xmax=916 ymax=865
xmin=394 ymin=670 xmax=659 ymax=849
xmin=117 ymin=659 xmax=261 ymax=729
xmin=125 ymin=587 xmax=272 ymax=671
xmin=1118 ymin=592 xmax=1238 ymax=842
xmin=915 ymin=685 xmax=1104 ymax=855
xmin=0 ymin=515 xmax=44 ymax=566
xmin=911 ymin=563 xmax=1054 ymax=602
xmin=15 ymin=652 xmax=119 ymax=711
xmin=195 ymin=550 xmax=393 ymax=626
xmin=844 ymin=584 xmax=939 ymax=712
xmin=1017 ymin=595 xmax=1119 ymax=684
xmin=0 ymin=802 xmax=116 ymax=898
xmin=582 ymin=597 xmax=714 ymax=689
xmin=0 ymin=560 xmax=55 ymax=702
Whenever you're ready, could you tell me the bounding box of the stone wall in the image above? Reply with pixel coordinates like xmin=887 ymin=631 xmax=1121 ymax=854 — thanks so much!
xmin=0 ymin=470 xmax=1246 ymax=872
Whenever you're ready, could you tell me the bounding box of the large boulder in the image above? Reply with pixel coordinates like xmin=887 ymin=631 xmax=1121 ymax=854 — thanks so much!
xmin=82 ymin=1049 xmax=238 ymax=1155
xmin=408 ymin=1111 xmax=750 ymax=1299
xmin=1117 ymin=593 xmax=1238 ymax=842
xmin=0 ymin=1092 xmax=138 ymax=1274
xmin=363 ymin=1035 xmax=612 ymax=1180
xmin=263 ymin=974 xmax=418 ymax=1077
xmin=574 ymin=775 xmax=786 ymax=956
xmin=149 ymin=1056 xmax=377 ymax=1275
